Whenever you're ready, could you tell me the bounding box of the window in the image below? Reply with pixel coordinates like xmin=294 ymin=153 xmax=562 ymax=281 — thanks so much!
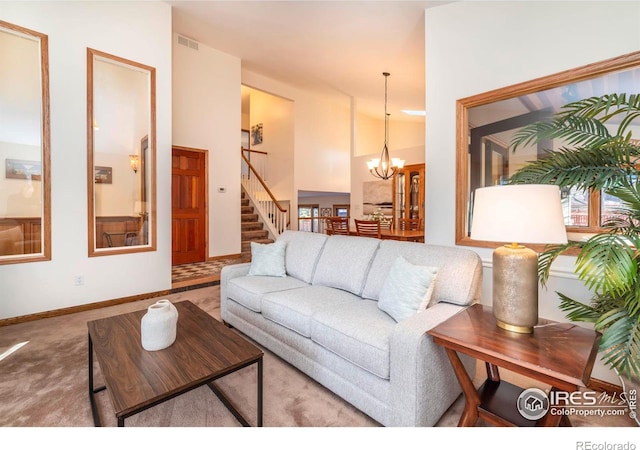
xmin=456 ymin=51 xmax=640 ymax=250
xmin=333 ymin=205 xmax=350 ymax=218
xmin=298 ymin=204 xmax=319 ymax=232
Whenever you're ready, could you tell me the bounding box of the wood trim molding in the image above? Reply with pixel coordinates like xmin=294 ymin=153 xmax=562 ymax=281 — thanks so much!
xmin=0 ymin=289 xmax=173 ymax=327
xmin=588 ymin=378 xmax=622 ymax=395
xmin=208 ymin=253 xmax=243 ymax=261
xmin=455 ymin=50 xmax=640 ymax=251
xmin=0 ymin=20 xmax=51 ymax=265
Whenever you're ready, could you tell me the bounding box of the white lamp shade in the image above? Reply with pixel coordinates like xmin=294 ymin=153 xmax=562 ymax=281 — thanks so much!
xmin=470 ymin=184 xmax=568 ymax=245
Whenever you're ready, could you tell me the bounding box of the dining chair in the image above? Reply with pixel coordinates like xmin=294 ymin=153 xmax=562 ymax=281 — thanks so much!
xmin=327 ymin=217 xmax=350 ymax=235
xmin=354 ymin=219 xmax=381 ymax=238
xmin=398 ymin=218 xmax=421 ymax=231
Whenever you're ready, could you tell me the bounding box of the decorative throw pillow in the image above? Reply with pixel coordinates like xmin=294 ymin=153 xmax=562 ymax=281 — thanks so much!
xmin=248 ymin=240 xmax=287 ymax=277
xmin=378 ymin=256 xmax=438 ymax=322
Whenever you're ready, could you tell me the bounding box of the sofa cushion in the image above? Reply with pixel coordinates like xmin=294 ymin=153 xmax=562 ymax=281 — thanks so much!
xmin=248 ymin=240 xmax=287 ymax=277
xmin=362 ymin=240 xmax=482 ymax=307
xmin=311 ymin=298 xmax=396 ymax=380
xmin=227 ymin=275 xmax=309 ymax=312
xmin=378 ymin=256 xmax=438 ymax=322
xmin=277 ymin=230 xmax=328 ymax=283
xmin=312 ymin=235 xmax=380 ymax=296
xmin=261 ymin=286 xmax=358 ymax=337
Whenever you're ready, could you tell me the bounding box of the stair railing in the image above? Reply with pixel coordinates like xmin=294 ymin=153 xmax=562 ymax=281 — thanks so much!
xmin=241 ymin=148 xmax=289 ymax=238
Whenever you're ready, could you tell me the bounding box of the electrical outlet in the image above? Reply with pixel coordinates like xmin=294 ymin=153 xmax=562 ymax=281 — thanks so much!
xmin=74 ymin=275 xmax=85 ymax=286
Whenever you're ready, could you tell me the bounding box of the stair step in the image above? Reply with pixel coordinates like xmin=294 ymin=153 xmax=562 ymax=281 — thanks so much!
xmin=241 ymin=213 xmax=258 ymax=222
xmin=241 ymin=205 xmax=254 ymax=214
xmin=242 ymin=221 xmax=264 ymax=231
xmin=242 ymin=230 xmax=269 ymax=240
xmin=241 ymin=198 xmax=250 ymax=207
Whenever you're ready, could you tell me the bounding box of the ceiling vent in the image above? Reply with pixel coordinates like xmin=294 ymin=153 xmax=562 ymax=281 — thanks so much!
xmin=177 ymin=35 xmax=199 ymax=51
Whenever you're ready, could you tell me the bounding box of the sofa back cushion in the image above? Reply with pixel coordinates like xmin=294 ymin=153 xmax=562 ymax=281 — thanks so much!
xmin=362 ymin=240 xmax=482 ymax=306
xmin=277 ymin=230 xmax=328 ymax=284
xmin=312 ymin=235 xmax=381 ymax=296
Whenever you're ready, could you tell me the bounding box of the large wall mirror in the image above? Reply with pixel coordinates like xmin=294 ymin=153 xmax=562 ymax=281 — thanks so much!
xmin=456 ymin=51 xmax=640 ymax=250
xmin=0 ymin=20 xmax=50 ymax=265
xmin=87 ymin=48 xmax=156 ymax=256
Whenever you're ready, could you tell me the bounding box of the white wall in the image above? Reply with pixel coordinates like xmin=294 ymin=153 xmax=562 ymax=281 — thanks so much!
xmin=242 ymin=70 xmax=352 ymax=230
xmin=351 ymin=113 xmax=424 ymax=224
xmin=425 ymin=0 xmax=640 ymax=385
xmin=0 ymin=1 xmax=172 ymax=320
xmin=172 ymin=33 xmax=242 ymax=258
xmin=248 ymin=88 xmax=294 ymax=202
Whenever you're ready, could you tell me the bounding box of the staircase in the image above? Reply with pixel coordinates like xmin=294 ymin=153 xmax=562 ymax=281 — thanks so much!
xmin=241 ymin=190 xmax=274 ymax=255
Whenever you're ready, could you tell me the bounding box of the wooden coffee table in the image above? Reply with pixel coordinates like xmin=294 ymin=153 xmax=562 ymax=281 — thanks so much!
xmin=87 ymin=300 xmax=263 ymax=427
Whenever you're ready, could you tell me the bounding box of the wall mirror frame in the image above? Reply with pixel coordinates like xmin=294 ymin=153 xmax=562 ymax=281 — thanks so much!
xmin=87 ymin=48 xmax=156 ymax=257
xmin=0 ymin=20 xmax=51 ymax=265
xmin=456 ymin=51 xmax=640 ymax=252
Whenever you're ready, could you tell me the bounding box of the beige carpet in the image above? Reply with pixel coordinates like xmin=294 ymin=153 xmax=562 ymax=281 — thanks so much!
xmin=0 ymin=285 xmax=635 ymax=437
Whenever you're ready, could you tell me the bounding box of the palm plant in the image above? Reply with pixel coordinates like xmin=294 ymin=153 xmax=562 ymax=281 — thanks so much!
xmin=509 ymin=93 xmax=640 ymax=381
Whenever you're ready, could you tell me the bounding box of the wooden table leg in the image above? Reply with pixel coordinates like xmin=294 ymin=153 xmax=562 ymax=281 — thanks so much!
xmin=444 ymin=348 xmax=480 ymax=426
xmin=537 ymin=387 xmax=568 ymax=427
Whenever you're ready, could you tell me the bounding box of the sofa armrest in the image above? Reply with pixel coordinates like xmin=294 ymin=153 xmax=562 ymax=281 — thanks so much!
xmin=220 ymin=263 xmax=251 ymax=320
xmin=389 ymin=302 xmax=476 ymax=426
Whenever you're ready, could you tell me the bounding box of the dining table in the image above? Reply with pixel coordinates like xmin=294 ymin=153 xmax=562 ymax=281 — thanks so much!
xmin=380 ymin=229 xmax=424 ymax=242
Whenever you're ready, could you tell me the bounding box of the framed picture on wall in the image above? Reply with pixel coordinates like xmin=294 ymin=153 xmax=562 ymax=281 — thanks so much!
xmin=320 ymin=207 xmax=332 ymax=217
xmin=5 ymin=158 xmax=41 ymax=181
xmin=251 ymin=123 xmax=263 ymax=145
xmin=94 ymin=166 xmax=112 ymax=184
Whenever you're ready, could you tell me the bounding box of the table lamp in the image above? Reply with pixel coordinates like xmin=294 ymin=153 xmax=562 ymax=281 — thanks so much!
xmin=470 ymin=184 xmax=567 ymax=333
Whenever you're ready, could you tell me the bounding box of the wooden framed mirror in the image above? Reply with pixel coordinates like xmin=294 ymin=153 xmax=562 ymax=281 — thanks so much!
xmin=0 ymin=20 xmax=50 ymax=265
xmin=87 ymin=48 xmax=156 ymax=256
xmin=456 ymin=51 xmax=640 ymax=251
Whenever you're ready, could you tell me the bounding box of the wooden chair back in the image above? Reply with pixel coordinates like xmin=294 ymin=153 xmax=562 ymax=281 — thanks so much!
xmin=326 ymin=217 xmax=350 ymax=235
xmin=398 ymin=218 xmax=421 ymax=231
xmin=354 ymin=219 xmax=381 ymax=238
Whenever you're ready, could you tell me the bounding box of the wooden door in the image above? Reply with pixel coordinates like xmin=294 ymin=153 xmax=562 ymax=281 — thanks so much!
xmin=171 ymin=147 xmax=206 ymax=265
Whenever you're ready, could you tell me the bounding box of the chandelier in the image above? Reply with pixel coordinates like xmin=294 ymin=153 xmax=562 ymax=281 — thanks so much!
xmin=367 ymin=72 xmax=404 ymax=180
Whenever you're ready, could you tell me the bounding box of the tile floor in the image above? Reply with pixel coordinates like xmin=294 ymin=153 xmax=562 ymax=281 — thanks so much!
xmin=171 ymin=255 xmax=251 ymax=289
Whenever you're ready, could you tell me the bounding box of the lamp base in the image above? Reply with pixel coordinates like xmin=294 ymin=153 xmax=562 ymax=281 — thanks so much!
xmin=493 ymin=244 xmax=538 ymax=334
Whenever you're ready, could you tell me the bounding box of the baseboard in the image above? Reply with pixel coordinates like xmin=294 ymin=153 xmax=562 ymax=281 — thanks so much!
xmin=0 ymin=289 xmax=172 ymax=327
xmin=208 ymin=253 xmax=242 ymax=261
xmin=588 ymin=377 xmax=622 ymax=395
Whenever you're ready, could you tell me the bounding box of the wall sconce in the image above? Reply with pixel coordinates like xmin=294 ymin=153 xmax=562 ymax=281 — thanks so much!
xmin=129 ymin=154 xmax=139 ymax=173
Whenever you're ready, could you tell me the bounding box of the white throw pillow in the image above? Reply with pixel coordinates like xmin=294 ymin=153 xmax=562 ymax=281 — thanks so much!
xmin=248 ymin=240 xmax=287 ymax=277
xmin=378 ymin=256 xmax=438 ymax=322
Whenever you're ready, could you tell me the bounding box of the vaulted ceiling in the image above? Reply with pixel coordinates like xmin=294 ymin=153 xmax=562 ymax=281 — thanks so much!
xmin=168 ymin=1 xmax=453 ymax=121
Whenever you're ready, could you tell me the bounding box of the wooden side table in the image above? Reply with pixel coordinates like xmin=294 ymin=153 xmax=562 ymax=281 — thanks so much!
xmin=428 ymin=303 xmax=601 ymax=427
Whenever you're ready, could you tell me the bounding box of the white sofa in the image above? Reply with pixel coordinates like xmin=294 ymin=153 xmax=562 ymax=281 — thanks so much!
xmin=220 ymin=230 xmax=483 ymax=426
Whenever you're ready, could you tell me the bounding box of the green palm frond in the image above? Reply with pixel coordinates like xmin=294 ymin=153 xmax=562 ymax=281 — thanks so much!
xmin=509 ymin=93 xmax=640 ymax=377
xmin=557 ymin=292 xmax=601 ymax=322
xmin=538 ymin=242 xmax=581 ymax=286
xmin=575 ymin=233 xmax=638 ymax=295
xmin=597 ymin=309 xmax=640 ymax=380
xmin=511 ymin=116 xmax=613 ymax=152
xmin=509 ymin=144 xmax=640 ymax=191
xmin=559 ymin=93 xmax=640 ymax=130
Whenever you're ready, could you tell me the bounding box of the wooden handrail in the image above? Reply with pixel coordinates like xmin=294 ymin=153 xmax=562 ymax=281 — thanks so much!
xmin=241 ymin=147 xmax=268 ymax=156
xmin=241 ymin=151 xmax=287 ymax=213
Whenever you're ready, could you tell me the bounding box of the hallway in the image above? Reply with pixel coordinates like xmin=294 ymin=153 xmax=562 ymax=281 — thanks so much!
xmin=171 ymin=255 xmax=250 ymax=289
